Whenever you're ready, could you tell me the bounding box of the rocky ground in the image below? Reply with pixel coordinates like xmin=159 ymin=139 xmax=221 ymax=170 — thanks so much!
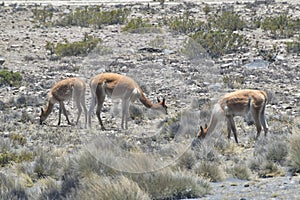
xmin=0 ymin=0 xmax=299 ymax=199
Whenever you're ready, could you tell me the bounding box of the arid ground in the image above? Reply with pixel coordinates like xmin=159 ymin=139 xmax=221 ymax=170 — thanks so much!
xmin=0 ymin=0 xmax=299 ymax=199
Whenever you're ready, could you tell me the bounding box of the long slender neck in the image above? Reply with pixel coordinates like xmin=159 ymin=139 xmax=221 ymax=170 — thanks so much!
xmin=139 ymin=92 xmax=154 ymax=108
xmin=206 ymin=104 xmax=224 ymax=134
xmin=43 ymin=102 xmax=54 ymax=119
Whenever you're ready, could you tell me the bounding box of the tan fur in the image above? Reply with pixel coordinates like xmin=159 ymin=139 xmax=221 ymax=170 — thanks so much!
xmin=88 ymin=73 xmax=167 ymax=129
xmin=198 ymin=89 xmax=268 ymax=143
xmin=40 ymin=77 xmax=87 ymax=126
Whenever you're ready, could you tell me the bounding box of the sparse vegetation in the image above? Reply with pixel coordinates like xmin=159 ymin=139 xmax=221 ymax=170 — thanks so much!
xmin=45 ymin=33 xmax=101 ymax=57
xmin=207 ymin=11 xmax=245 ymax=32
xmin=230 ymin=164 xmax=250 ymax=180
xmin=0 ymin=151 xmax=34 ymax=167
xmin=261 ymin=14 xmax=300 ymax=38
xmin=289 ymin=132 xmax=300 ymax=173
xmin=190 ymin=29 xmax=249 ymax=58
xmin=77 ymin=174 xmax=150 ymax=200
xmin=131 ymin=169 xmax=210 ymax=199
xmin=165 ymin=12 xmax=205 ymax=34
xmin=56 ymin=7 xmax=130 ymax=28
xmin=1 ymin=1 xmax=299 ymax=199
xmin=222 ymin=74 xmax=245 ymax=88
xmin=194 ymin=161 xmax=223 ymax=182
xmin=32 ymin=6 xmax=130 ymax=28
xmin=122 ymin=17 xmax=162 ymax=33
xmin=0 ymin=70 xmax=22 ymax=87
xmin=32 ymin=6 xmax=54 ymax=25
xmin=9 ymin=133 xmax=27 ymax=146
xmin=180 ymin=10 xmax=249 ymax=59
xmin=286 ymin=35 xmax=300 ymax=53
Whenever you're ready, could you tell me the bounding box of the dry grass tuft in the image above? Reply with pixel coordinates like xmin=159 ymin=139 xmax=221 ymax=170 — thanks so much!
xmin=193 ymin=161 xmax=223 ymax=182
xmin=77 ymin=174 xmax=150 ymax=200
xmin=288 ymin=129 xmax=300 ymax=173
xmin=131 ymin=169 xmax=210 ymax=199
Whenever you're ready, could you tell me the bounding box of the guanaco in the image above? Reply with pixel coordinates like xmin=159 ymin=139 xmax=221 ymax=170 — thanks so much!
xmin=40 ymin=77 xmax=87 ymax=126
xmin=198 ymin=89 xmax=268 ymax=143
xmin=88 ymin=73 xmax=167 ymax=130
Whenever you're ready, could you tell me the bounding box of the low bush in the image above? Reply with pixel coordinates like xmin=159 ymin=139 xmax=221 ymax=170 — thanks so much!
xmin=289 ymin=132 xmax=300 ymax=172
xmin=230 ymin=164 xmax=250 ymax=180
xmin=0 ymin=70 xmax=22 ymax=87
xmin=45 ymin=33 xmax=101 ymax=57
xmin=77 ymin=174 xmax=150 ymax=200
xmin=190 ymin=30 xmax=249 ymax=58
xmin=0 ymin=173 xmax=28 ymax=200
xmin=165 ymin=12 xmax=205 ymax=34
xmin=176 ymin=150 xmax=196 ymax=170
xmin=0 ymin=151 xmax=33 ymax=167
xmin=33 ymin=149 xmax=60 ymax=179
xmin=31 ymin=6 xmax=54 ymax=25
xmin=194 ymin=161 xmax=223 ymax=182
xmin=56 ymin=6 xmax=130 ymax=28
xmin=261 ymin=14 xmax=300 ymax=38
xmin=9 ymin=133 xmax=27 ymax=146
xmin=249 ymin=137 xmax=287 ymax=177
xmin=207 ymin=11 xmax=245 ymax=32
xmin=122 ymin=17 xmax=162 ymax=33
xmin=286 ymin=36 xmax=300 ymax=53
xmin=131 ymin=169 xmax=210 ymax=199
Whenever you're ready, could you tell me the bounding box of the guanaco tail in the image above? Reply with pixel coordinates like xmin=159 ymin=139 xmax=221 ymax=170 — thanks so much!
xmin=198 ymin=89 xmax=268 ymax=143
xmin=88 ymin=73 xmax=167 ymax=130
xmin=40 ymin=77 xmax=87 ymax=126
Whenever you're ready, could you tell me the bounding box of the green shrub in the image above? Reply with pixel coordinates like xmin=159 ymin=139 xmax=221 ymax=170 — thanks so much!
xmin=122 ymin=17 xmax=161 ymax=33
xmin=32 ymin=6 xmax=53 ymax=24
xmin=166 ymin=12 xmax=205 ymax=34
xmin=222 ymin=75 xmax=245 ymax=88
xmin=261 ymin=14 xmax=300 ymax=38
xmin=190 ymin=29 xmax=249 ymax=58
xmin=203 ymin=5 xmax=211 ymax=15
xmin=46 ymin=33 xmax=101 ymax=57
xmin=208 ymin=11 xmax=245 ymax=32
xmin=0 ymin=151 xmax=33 ymax=167
xmin=181 ymin=10 xmax=248 ymax=59
xmin=0 ymin=70 xmax=22 ymax=87
xmin=56 ymin=6 xmax=130 ymax=28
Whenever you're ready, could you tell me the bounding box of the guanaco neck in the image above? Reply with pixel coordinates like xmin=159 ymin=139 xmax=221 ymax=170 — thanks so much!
xmin=205 ymin=104 xmax=223 ymax=135
xmin=139 ymin=92 xmax=154 ymax=108
xmin=43 ymin=102 xmax=54 ymax=119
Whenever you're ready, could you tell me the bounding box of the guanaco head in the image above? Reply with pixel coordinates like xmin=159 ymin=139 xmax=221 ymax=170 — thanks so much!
xmin=156 ymin=97 xmax=168 ymax=114
xmin=39 ymin=107 xmax=46 ymax=125
xmin=197 ymin=124 xmax=208 ymax=139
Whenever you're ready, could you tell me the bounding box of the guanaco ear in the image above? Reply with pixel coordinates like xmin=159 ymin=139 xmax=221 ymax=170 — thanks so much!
xmin=40 ymin=107 xmax=44 ymax=114
xmin=157 ymin=97 xmax=161 ymax=103
xmin=197 ymin=126 xmax=204 ymax=138
xmin=162 ymin=97 xmax=166 ymax=106
xmin=205 ymin=123 xmax=208 ymax=129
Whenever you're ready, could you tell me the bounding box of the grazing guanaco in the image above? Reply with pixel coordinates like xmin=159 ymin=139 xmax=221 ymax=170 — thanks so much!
xmin=88 ymin=73 xmax=167 ymax=130
xmin=40 ymin=77 xmax=87 ymax=126
xmin=198 ymin=89 xmax=268 ymax=143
